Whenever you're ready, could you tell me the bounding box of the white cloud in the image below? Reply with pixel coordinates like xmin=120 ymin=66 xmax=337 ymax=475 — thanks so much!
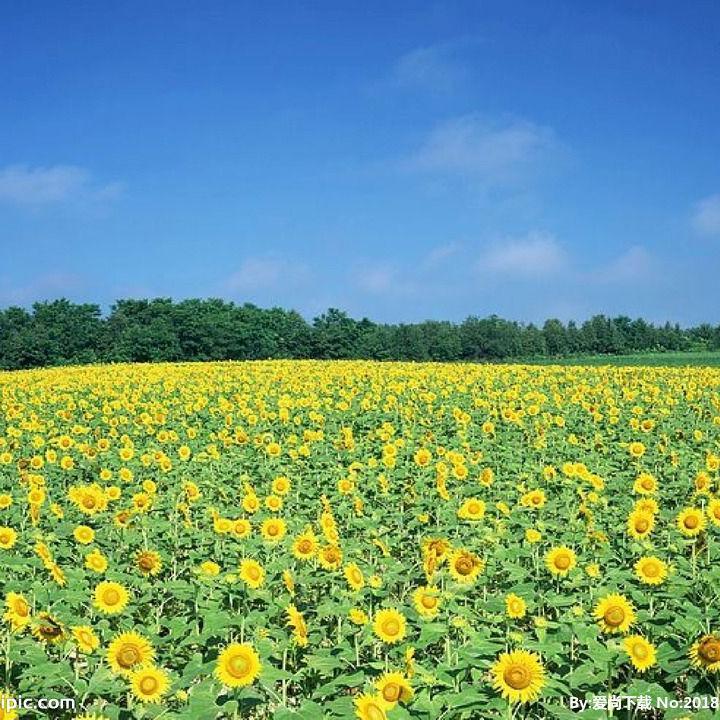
xmin=403 ymin=114 xmax=559 ymax=188
xmin=0 ymin=165 xmax=122 ymax=206
xmin=692 ymin=194 xmax=720 ymax=237
xmin=424 ymin=242 xmax=461 ymax=267
xmin=226 ymin=257 xmax=309 ymax=293
xmin=479 ymin=232 xmax=567 ymax=277
xmin=592 ymin=245 xmax=654 ymax=284
xmin=392 ymin=45 xmax=460 ymax=92
xmin=0 ymin=272 xmax=85 ymax=305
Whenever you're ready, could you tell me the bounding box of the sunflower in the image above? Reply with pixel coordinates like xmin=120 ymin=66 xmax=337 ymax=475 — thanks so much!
xmin=136 ymin=550 xmax=162 ymax=576
xmin=505 ymin=593 xmax=527 ymax=619
xmin=107 ymin=631 xmax=155 ymax=676
xmin=375 ymin=672 xmax=413 ymax=706
xmin=130 ymin=666 xmax=170 ymax=703
xmin=634 ymin=498 xmax=659 ymax=515
xmin=708 ymin=498 xmax=720 ymax=527
xmin=32 ymin=612 xmax=65 ymax=644
xmin=373 ymin=608 xmax=407 ymax=644
xmin=457 ymin=498 xmax=486 ymax=520
xmin=622 ymin=635 xmax=657 ymax=672
xmin=628 ymin=441 xmax=646 ymax=458
xmin=232 ymin=518 xmax=251 ymax=538
xmin=318 ymin=544 xmax=343 ymax=571
xmin=525 ymin=528 xmax=541 ymax=543
xmin=260 ymin=517 xmax=287 ymax=543
xmin=239 ymin=559 xmax=265 ymax=589
xmin=292 ymin=529 xmax=318 ymax=560
xmin=93 ymin=581 xmax=130 ymax=615
xmin=354 ymin=693 xmax=391 ymax=720
xmin=520 ymin=490 xmax=546 ymax=509
xmin=72 ymin=625 xmax=100 ymax=653
xmin=412 ymin=585 xmax=441 ymax=619
xmin=448 ymin=549 xmax=484 ymax=584
xmin=0 ymin=691 xmax=18 ymax=720
xmin=271 ymin=475 xmax=291 ymax=495
xmin=594 ymin=593 xmax=635 ymax=634
xmin=690 ymin=634 xmax=720 ymax=672
xmin=677 ymin=508 xmax=706 ymax=537
xmin=215 ymin=642 xmax=262 ymax=687
xmin=349 ymin=608 xmax=369 ymax=625
xmin=627 ymin=510 xmax=655 ymax=539
xmin=85 ymin=550 xmax=108 ymax=573
xmin=0 ymin=527 xmax=17 ymax=550
xmin=491 ymin=649 xmax=546 ymax=704
xmin=633 ymin=473 xmax=657 ymax=495
xmin=4 ymin=591 xmax=31 ymax=631
xmin=73 ymin=525 xmax=95 ymax=545
xmin=634 ymin=556 xmax=668 ymax=585
xmin=199 ymin=560 xmax=221 ymax=576
xmin=344 ymin=563 xmax=365 ymax=591
xmin=545 ymin=546 xmax=577 ymax=576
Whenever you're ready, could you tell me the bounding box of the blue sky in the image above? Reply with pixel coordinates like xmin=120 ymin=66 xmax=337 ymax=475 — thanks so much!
xmin=1 ymin=0 xmax=719 ymax=324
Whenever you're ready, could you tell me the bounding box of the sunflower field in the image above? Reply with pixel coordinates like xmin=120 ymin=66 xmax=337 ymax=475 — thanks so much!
xmin=1 ymin=360 xmax=720 ymax=720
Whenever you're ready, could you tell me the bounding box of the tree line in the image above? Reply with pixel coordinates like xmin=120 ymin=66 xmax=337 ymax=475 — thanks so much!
xmin=0 ymin=298 xmax=718 ymax=370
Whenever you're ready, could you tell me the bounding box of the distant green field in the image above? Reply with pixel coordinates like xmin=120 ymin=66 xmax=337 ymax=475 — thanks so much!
xmin=518 ymin=351 xmax=720 ymax=367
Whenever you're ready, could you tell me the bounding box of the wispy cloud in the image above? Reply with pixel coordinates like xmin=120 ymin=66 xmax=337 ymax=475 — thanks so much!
xmin=392 ymin=44 xmax=461 ymax=92
xmin=478 ymin=232 xmax=567 ymax=277
xmin=225 ymin=256 xmax=310 ymax=293
xmin=402 ymin=114 xmax=560 ymax=189
xmin=692 ymin=194 xmax=720 ymax=237
xmin=0 ymin=272 xmax=85 ymax=305
xmin=590 ymin=245 xmax=655 ymax=284
xmin=0 ymin=164 xmax=122 ymax=207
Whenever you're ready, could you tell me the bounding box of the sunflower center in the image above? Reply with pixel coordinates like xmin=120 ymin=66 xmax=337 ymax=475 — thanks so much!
xmin=456 ymin=558 xmax=472 ymax=575
xmin=140 ymin=676 xmax=159 ymax=694
xmin=103 ymin=589 xmax=120 ymax=605
xmin=382 ymin=683 xmax=401 ymax=702
xmin=299 ymin=540 xmax=312 ymax=553
xmin=139 ymin=556 xmax=154 ymax=570
xmin=228 ymin=655 xmax=250 ymax=678
xmin=247 ymin=567 xmax=260 ymax=580
xmin=504 ymin=665 xmax=531 ymax=690
xmin=382 ymin=620 xmax=400 ymax=637
xmin=632 ymin=643 xmax=648 ymax=660
xmin=555 ymin=555 xmax=570 ymax=570
xmin=119 ymin=646 xmax=140 ymax=667
xmin=421 ymin=595 xmax=437 ymax=609
xmin=684 ymin=515 xmax=698 ymax=529
xmin=468 ymin=502 xmax=481 ymax=514
xmin=14 ymin=600 xmax=29 ymax=616
xmin=643 ymin=562 xmax=659 ymax=577
xmin=636 ymin=519 xmax=649 ymax=532
xmin=604 ymin=606 xmax=625 ymax=627
xmin=700 ymin=640 xmax=720 ymax=662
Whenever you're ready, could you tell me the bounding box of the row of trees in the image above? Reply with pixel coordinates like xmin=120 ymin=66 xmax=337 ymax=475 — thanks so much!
xmin=0 ymin=298 xmax=718 ymax=370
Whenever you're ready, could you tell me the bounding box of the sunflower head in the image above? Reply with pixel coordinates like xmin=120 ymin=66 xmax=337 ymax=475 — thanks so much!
xmin=373 ymin=608 xmax=407 ymax=644
xmin=634 ymin=556 xmax=668 ymax=585
xmin=412 ymin=585 xmax=441 ymax=619
xmin=215 ymin=642 xmax=262 ymax=687
xmin=690 ymin=634 xmax=720 ymax=671
xmin=131 ymin=666 xmax=170 ymax=703
xmin=491 ymin=649 xmax=546 ymax=704
xmin=622 ymin=635 xmax=657 ymax=672
xmin=93 ymin=581 xmax=130 ymax=615
xmin=106 ymin=631 xmax=155 ymax=676
xmin=545 ymin=546 xmax=577 ymax=576
xmin=594 ymin=593 xmax=635 ymax=634
xmin=375 ymin=671 xmax=413 ymax=706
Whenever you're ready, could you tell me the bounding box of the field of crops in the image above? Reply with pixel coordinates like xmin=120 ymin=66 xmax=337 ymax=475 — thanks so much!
xmin=1 ymin=360 xmax=720 ymax=720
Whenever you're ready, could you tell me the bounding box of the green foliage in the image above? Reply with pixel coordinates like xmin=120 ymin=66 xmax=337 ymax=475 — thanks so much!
xmin=0 ymin=298 xmax=718 ymax=369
